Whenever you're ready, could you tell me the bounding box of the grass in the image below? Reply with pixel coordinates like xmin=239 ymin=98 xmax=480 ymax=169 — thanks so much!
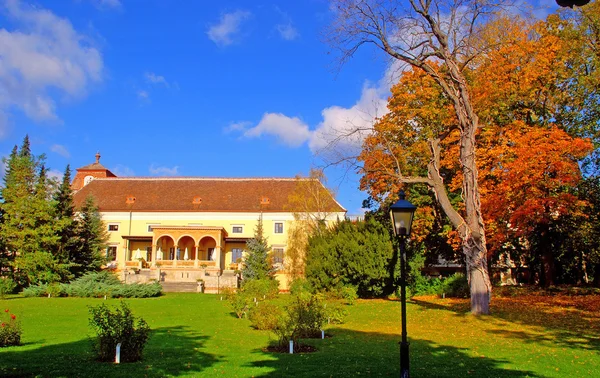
xmin=1 ymin=291 xmax=599 ymax=377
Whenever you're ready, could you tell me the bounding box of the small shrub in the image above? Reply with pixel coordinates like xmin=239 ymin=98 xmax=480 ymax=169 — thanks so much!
xmin=440 ymin=273 xmax=469 ymax=298
xmin=410 ymin=276 xmax=443 ymax=297
xmin=339 ymin=286 xmax=358 ymax=305
xmin=0 ymin=278 xmax=17 ymax=298
xmin=289 ymin=278 xmax=313 ymax=296
xmin=23 ymin=272 xmax=162 ymax=298
xmin=22 ymin=284 xmax=48 ymax=297
xmin=88 ymin=302 xmax=150 ymax=363
xmin=229 ymin=293 xmax=251 ymax=319
xmin=46 ymin=283 xmax=64 ymax=297
xmin=288 ymin=292 xmax=327 ymax=339
xmin=248 ymin=302 xmax=283 ymax=330
xmin=325 ymin=285 xmax=358 ymax=305
xmin=0 ymin=309 xmax=21 ymax=347
xmin=241 ymin=279 xmax=279 ymax=300
xmin=324 ymin=302 xmax=347 ymax=324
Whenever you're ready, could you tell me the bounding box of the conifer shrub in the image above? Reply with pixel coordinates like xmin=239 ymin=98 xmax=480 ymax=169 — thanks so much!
xmin=0 ymin=309 xmax=21 ymax=347
xmin=88 ymin=302 xmax=150 ymax=363
xmin=23 ymin=271 xmax=162 ymax=298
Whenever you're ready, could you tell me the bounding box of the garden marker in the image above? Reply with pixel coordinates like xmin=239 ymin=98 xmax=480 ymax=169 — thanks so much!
xmin=115 ymin=343 xmax=121 ymax=364
xmin=321 ymin=330 xmax=324 ymax=339
xmin=289 ymin=340 xmax=293 ymax=354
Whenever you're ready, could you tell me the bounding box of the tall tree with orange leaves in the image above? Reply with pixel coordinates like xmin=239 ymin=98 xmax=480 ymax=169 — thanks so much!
xmin=355 ymin=4 xmax=598 ymax=301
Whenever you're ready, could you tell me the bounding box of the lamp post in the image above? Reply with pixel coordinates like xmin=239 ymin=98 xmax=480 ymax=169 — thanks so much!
xmin=390 ymin=190 xmax=417 ymax=378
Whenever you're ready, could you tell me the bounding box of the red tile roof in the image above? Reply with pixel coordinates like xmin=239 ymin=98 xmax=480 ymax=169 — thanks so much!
xmin=72 ymin=177 xmax=346 ymax=213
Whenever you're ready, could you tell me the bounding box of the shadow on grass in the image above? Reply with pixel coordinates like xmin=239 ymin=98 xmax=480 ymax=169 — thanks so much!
xmin=247 ymin=328 xmax=540 ymax=378
xmin=0 ymin=326 xmax=221 ymax=377
xmin=410 ymin=296 xmax=600 ymax=352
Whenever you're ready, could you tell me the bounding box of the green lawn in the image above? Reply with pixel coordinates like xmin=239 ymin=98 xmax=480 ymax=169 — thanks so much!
xmin=0 ymin=293 xmax=598 ymax=377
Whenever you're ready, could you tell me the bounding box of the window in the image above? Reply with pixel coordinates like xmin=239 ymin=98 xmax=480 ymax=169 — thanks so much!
xmin=232 ymin=225 xmax=243 ymax=234
xmin=274 ymin=222 xmax=284 ymax=234
xmin=272 ymin=248 xmax=284 ymax=267
xmin=231 ymin=248 xmax=243 ymax=263
xmin=146 ymin=247 xmax=152 ymax=262
xmin=108 ymin=224 xmax=119 ymax=232
xmin=106 ymin=246 xmax=117 ymax=261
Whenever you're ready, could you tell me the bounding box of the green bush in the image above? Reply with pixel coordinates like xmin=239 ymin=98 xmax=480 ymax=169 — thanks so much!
xmin=88 ymin=302 xmax=150 ymax=363
xmin=289 ymin=278 xmax=313 ymax=296
xmin=22 ymin=284 xmax=48 ymax=297
xmin=0 ymin=309 xmax=21 ymax=347
xmin=248 ymin=301 xmax=283 ymax=330
xmin=289 ymin=292 xmax=327 ymax=339
xmin=0 ymin=278 xmax=17 ymax=298
xmin=324 ymin=302 xmax=347 ymax=324
xmin=410 ymin=276 xmax=443 ymax=297
xmin=440 ymin=273 xmax=469 ymax=298
xmin=229 ymin=293 xmax=251 ymax=319
xmin=23 ymin=272 xmax=161 ymax=298
xmin=241 ymin=278 xmax=279 ymax=300
xmin=271 ymin=292 xmax=328 ymax=350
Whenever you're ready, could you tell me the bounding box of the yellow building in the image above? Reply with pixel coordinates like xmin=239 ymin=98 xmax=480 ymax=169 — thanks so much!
xmin=71 ymin=154 xmax=346 ymax=292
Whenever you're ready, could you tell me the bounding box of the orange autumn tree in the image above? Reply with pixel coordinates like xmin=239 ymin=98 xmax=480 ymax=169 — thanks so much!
xmin=360 ymin=10 xmax=596 ymax=290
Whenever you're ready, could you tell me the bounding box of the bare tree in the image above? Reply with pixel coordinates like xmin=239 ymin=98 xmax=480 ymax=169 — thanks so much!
xmin=327 ymin=0 xmax=510 ymax=314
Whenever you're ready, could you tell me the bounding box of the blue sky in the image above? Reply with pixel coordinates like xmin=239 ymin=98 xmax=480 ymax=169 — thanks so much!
xmin=0 ymin=0 xmax=558 ymax=214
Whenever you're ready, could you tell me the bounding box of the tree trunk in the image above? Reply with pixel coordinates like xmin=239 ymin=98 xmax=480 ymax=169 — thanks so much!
xmin=465 ymin=235 xmax=491 ymax=315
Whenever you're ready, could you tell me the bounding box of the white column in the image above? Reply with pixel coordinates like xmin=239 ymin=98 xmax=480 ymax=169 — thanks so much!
xmin=215 ymin=246 xmax=222 ymax=270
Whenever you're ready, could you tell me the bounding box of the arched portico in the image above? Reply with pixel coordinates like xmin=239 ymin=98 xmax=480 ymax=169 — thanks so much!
xmin=151 ymin=226 xmax=226 ymax=269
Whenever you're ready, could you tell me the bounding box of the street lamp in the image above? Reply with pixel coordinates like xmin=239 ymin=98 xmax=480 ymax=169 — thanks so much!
xmin=389 ymin=190 xmax=417 ymax=378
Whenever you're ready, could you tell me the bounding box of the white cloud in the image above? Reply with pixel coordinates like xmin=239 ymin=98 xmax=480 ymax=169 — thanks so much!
xmin=149 ymin=164 xmax=179 ymax=176
xmin=207 ymin=10 xmax=251 ymax=46
xmin=137 ymin=90 xmax=149 ymax=100
xmin=243 ymin=113 xmax=311 ymax=147
xmin=47 ymin=169 xmax=63 ymax=182
xmin=276 ymin=23 xmax=299 ymax=41
xmin=145 ymin=72 xmax=169 ymax=87
xmin=0 ymin=0 xmax=103 ymax=135
xmin=224 ymin=121 xmax=251 ymax=133
xmin=50 ymin=143 xmax=70 ymax=158
xmin=274 ymin=7 xmax=299 ymax=41
xmin=112 ymin=164 xmax=135 ymax=176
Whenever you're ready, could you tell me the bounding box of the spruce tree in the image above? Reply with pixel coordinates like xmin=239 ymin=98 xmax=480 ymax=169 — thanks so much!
xmin=241 ymin=215 xmax=272 ymax=281
xmin=54 ymin=165 xmax=79 ymax=274
xmin=73 ymin=196 xmax=108 ymax=276
xmin=0 ymin=136 xmax=69 ymax=285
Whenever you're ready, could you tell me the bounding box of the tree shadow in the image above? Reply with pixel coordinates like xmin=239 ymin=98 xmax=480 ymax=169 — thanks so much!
xmin=410 ymin=296 xmax=600 ymax=352
xmin=247 ymin=328 xmax=540 ymax=377
xmin=0 ymin=326 xmax=222 ymax=377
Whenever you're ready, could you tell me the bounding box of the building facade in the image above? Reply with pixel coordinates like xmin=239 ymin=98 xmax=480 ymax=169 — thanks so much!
xmin=71 ymin=155 xmax=346 ymax=292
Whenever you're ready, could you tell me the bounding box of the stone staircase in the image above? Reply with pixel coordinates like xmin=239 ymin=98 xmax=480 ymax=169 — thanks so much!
xmin=160 ymin=282 xmax=199 ymax=293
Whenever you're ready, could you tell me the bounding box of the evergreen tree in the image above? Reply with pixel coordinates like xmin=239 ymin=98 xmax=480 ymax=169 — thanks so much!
xmin=305 ymin=218 xmax=395 ymax=298
xmin=72 ymin=196 xmax=108 ymax=276
xmin=0 ymin=146 xmax=18 ymax=275
xmin=242 ymin=215 xmax=272 ymax=281
xmin=53 ymin=165 xmax=79 ymax=274
xmin=0 ymin=136 xmax=69 ymax=285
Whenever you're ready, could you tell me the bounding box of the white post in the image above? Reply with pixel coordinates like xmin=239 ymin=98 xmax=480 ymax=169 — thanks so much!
xmin=321 ymin=330 xmax=325 ymax=339
xmin=289 ymin=340 xmax=294 ymax=354
xmin=115 ymin=343 xmax=121 ymax=364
